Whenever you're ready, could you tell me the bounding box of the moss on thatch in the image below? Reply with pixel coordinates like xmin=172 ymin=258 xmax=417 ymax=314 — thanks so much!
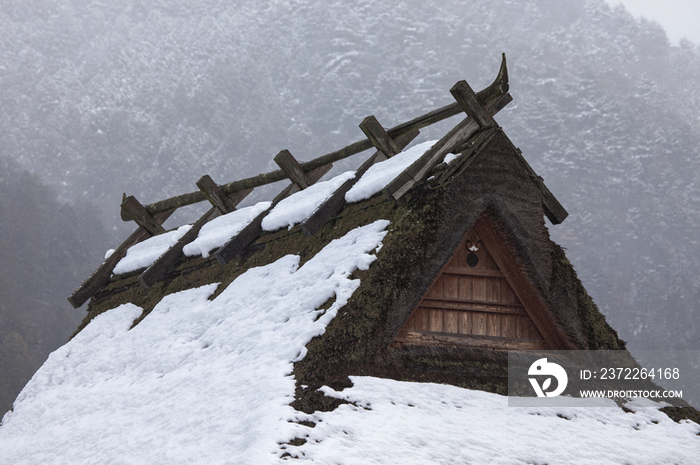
xmin=549 ymin=244 xmax=625 ymax=350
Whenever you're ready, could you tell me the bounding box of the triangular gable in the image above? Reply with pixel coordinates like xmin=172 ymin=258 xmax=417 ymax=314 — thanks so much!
xmin=392 ymin=215 xmax=570 ymax=350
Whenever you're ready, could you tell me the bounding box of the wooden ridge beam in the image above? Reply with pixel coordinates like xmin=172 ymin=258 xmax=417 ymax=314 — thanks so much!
xmin=359 ymin=115 xmax=399 ymax=158
xmin=121 ymin=55 xmax=510 ymax=221
xmin=67 ymin=208 xmax=175 ymax=308
xmin=300 ymin=129 xmax=420 ymax=237
xmin=138 ymin=188 xmax=253 ymax=288
xmin=274 ymin=150 xmax=312 ymax=189
xmin=384 ymin=92 xmax=512 ymax=201
xmin=214 ymin=164 xmax=333 ymax=265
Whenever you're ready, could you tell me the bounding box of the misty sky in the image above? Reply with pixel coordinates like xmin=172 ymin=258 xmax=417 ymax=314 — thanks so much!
xmin=604 ymin=0 xmax=700 ymax=44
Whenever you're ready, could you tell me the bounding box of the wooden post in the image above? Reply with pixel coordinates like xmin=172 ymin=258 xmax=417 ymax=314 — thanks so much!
xmin=214 ymin=164 xmax=333 ymax=265
xmin=274 ymin=149 xmax=312 ymax=189
xmin=121 ymin=195 xmax=167 ymax=236
xmin=197 ymin=174 xmax=237 ymax=214
xmin=138 ymin=188 xmax=253 ymax=288
xmin=359 ymin=115 xmax=399 ymax=158
xmin=384 ymin=92 xmax=512 ymax=201
xmin=450 ymin=80 xmax=496 ymax=128
xmin=67 ymin=209 xmax=175 ymax=308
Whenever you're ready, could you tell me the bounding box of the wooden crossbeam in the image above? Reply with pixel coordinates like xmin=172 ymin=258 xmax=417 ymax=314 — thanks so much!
xmin=121 ymin=195 xmax=166 ymax=236
xmin=67 ymin=209 xmax=175 ymax=308
xmin=120 ymin=55 xmax=510 ymax=221
xmin=274 ymin=149 xmax=312 ymax=189
xmin=138 ymin=188 xmax=253 ymax=288
xmin=450 ymin=80 xmax=496 ymax=128
xmin=214 ymin=164 xmax=333 ymax=265
xmin=75 ymin=55 xmax=521 ymax=306
xmin=300 ymin=129 xmax=420 ymax=237
xmin=359 ymin=115 xmax=399 ymax=158
xmin=384 ymin=92 xmax=513 ymax=201
xmin=197 ymin=174 xmax=237 ymax=214
xmin=534 ymin=177 xmax=568 ymax=225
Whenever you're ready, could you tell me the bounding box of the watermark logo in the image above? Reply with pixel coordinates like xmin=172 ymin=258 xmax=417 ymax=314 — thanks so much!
xmin=528 ymin=358 xmax=568 ymax=397
xmin=509 ymin=351 xmax=697 ymax=407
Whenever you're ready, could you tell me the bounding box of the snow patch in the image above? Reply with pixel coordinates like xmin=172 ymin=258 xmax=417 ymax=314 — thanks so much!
xmin=442 ymin=152 xmax=459 ymax=165
xmin=261 ymin=171 xmax=355 ymax=232
xmin=293 ymin=377 xmax=700 ymax=464
xmin=113 ymin=224 xmax=192 ymax=275
xmin=345 ymin=140 xmax=436 ymax=203
xmin=183 ymin=201 xmax=271 ymax=258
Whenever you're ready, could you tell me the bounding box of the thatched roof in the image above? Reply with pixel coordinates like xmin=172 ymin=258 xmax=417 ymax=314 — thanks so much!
xmin=78 ymin=101 xmax=625 ymax=407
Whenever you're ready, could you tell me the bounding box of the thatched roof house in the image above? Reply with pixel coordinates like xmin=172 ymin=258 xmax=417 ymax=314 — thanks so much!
xmin=69 ymin=56 xmax=625 ymax=400
xmin=76 ymin=54 xmax=624 ymax=385
xmin=3 ymin=56 xmax=696 ymax=464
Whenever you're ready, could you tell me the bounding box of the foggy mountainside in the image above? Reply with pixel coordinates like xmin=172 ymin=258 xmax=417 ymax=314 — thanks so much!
xmin=0 ymin=0 xmax=699 ymax=411
xmin=0 ymin=157 xmax=104 ymax=413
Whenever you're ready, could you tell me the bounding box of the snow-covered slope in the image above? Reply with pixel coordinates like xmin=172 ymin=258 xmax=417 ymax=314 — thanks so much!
xmin=295 ymin=377 xmax=699 ymax=464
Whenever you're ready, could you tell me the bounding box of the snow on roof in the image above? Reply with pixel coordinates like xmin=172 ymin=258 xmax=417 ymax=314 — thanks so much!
xmin=0 ymin=221 xmax=390 ymax=464
xmin=108 ymin=140 xmax=436 ymax=276
xmin=112 ymin=200 xmax=274 ymax=275
xmin=183 ymin=200 xmax=272 ymax=258
xmin=345 ymin=140 xmax=435 ymax=203
xmin=3 ymin=209 xmax=698 ymax=463
xmin=294 ymin=377 xmax=700 ymax=464
xmin=113 ymin=224 xmax=192 ymax=275
xmin=262 ymin=171 xmax=355 ymax=232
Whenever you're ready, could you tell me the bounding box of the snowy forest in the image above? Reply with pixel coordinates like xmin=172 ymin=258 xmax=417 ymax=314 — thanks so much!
xmin=1 ymin=0 xmax=699 ymax=414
